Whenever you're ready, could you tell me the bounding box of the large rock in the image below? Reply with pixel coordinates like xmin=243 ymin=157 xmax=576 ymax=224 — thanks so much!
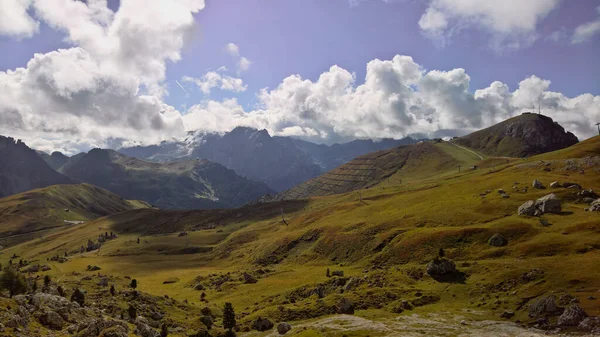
xmin=488 ymin=233 xmax=508 ymax=247
xmin=586 ymin=199 xmax=600 ymax=212
xmin=76 ymin=319 xmax=129 ymax=337
xmin=532 ymin=180 xmax=545 ymax=189
xmin=252 ymin=317 xmax=274 ymax=331
xmin=579 ymin=317 xmax=600 ymax=333
xmin=549 ymin=181 xmax=561 ymax=188
xmin=528 ymin=295 xmax=562 ymax=318
xmin=243 ymin=272 xmax=257 ymax=284
xmin=39 ymin=310 xmax=64 ymax=330
xmin=277 ymin=322 xmax=292 ymax=335
xmin=518 ymin=200 xmax=537 ymax=216
xmin=336 ymin=297 xmax=355 ymax=314
xmin=426 ymin=258 xmax=456 ymax=276
xmin=98 ymin=325 xmax=129 ymax=337
xmin=535 ymin=194 xmax=561 ymax=214
xmin=557 ymin=305 xmax=587 ymax=326
xmin=135 ymin=317 xmax=160 ymax=337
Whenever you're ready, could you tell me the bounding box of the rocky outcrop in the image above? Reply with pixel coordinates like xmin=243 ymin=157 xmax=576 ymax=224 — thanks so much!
xmin=586 ymin=199 xmax=600 ymax=212
xmin=135 ymin=316 xmax=160 ymax=337
xmin=579 ymin=317 xmax=600 ymax=333
xmin=243 ymin=272 xmax=257 ymax=284
xmin=39 ymin=310 xmax=64 ymax=330
xmin=277 ymin=322 xmax=292 ymax=335
xmin=426 ymin=258 xmax=456 ymax=276
xmin=252 ymin=317 xmax=274 ymax=331
xmin=518 ymin=194 xmax=562 ymax=216
xmin=528 ymin=295 xmax=562 ymax=318
xmin=532 ymin=180 xmax=545 ymax=189
xmin=558 ymin=305 xmax=587 ymax=326
xmin=336 ymin=297 xmax=355 ymax=314
xmin=488 ymin=233 xmax=508 ymax=247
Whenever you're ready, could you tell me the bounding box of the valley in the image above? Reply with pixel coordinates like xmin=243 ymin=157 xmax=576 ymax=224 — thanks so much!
xmin=0 ymin=121 xmax=598 ymax=336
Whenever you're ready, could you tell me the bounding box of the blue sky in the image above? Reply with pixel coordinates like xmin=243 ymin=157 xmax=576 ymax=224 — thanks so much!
xmin=0 ymin=0 xmax=599 ymax=153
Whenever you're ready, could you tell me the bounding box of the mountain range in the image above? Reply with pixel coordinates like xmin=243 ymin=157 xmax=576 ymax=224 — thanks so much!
xmin=119 ymin=127 xmax=417 ymax=191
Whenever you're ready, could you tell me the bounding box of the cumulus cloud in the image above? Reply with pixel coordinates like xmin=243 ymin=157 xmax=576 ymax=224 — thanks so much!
xmin=0 ymin=0 xmax=207 ymax=153
xmin=419 ymin=0 xmax=560 ymax=50
xmin=182 ymin=54 xmax=600 ymax=144
xmin=572 ymin=6 xmax=600 ymax=43
xmin=182 ymin=71 xmax=247 ymax=94
xmin=225 ymin=42 xmax=252 ymax=73
xmin=0 ymin=0 xmax=39 ymax=38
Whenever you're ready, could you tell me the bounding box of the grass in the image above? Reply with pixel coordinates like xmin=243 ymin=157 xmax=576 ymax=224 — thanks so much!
xmin=1 ymin=137 xmax=599 ymax=335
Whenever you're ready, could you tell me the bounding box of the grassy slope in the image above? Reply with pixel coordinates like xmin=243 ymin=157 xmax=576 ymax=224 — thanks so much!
xmin=2 ymin=138 xmax=599 ymax=335
xmin=0 ymin=183 xmax=150 ymax=247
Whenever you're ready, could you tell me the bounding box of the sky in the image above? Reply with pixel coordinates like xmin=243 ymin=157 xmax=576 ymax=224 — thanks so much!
xmin=0 ymin=0 xmax=599 ymax=154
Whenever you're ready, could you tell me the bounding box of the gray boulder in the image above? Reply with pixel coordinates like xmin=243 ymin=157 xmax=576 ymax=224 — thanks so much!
xmin=518 ymin=200 xmax=537 ymax=216
xmin=549 ymin=181 xmax=561 ymax=188
xmin=277 ymin=322 xmax=292 ymax=335
xmin=135 ymin=316 xmax=160 ymax=337
xmin=252 ymin=317 xmax=274 ymax=331
xmin=488 ymin=233 xmax=508 ymax=247
xmin=528 ymin=295 xmax=562 ymax=318
xmin=535 ymin=194 xmax=561 ymax=214
xmin=426 ymin=258 xmax=456 ymax=276
xmin=39 ymin=310 xmax=64 ymax=330
xmin=579 ymin=317 xmax=600 ymax=333
xmin=586 ymin=199 xmax=600 ymax=212
xmin=532 ymin=180 xmax=545 ymax=189
xmin=336 ymin=297 xmax=355 ymax=314
xmin=557 ymin=305 xmax=587 ymax=326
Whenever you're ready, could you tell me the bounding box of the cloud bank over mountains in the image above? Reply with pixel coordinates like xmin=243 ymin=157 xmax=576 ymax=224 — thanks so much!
xmin=0 ymin=0 xmax=598 ymax=154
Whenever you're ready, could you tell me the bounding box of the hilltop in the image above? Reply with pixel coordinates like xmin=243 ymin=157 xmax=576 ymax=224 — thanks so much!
xmin=119 ymin=126 xmax=416 ymax=191
xmin=59 ymin=148 xmax=274 ymax=209
xmin=454 ymin=113 xmax=579 ymax=157
xmin=0 ymin=183 xmax=150 ymax=247
xmin=0 ymin=135 xmax=73 ymax=198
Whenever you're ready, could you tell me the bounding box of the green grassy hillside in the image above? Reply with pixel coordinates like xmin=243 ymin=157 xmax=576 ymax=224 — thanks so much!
xmin=0 ymin=184 xmax=150 ymax=247
xmin=1 ymin=137 xmax=598 ymax=336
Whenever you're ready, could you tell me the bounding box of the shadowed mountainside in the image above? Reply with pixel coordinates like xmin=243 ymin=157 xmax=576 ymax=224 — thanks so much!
xmin=454 ymin=113 xmax=578 ymax=157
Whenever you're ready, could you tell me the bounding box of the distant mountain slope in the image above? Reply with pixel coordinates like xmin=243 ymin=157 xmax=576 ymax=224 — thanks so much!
xmin=272 ymin=141 xmax=458 ymax=200
xmin=0 ymin=135 xmax=73 ymax=198
xmin=0 ymin=184 xmax=150 ymax=242
xmin=454 ymin=113 xmax=578 ymax=157
xmin=119 ymin=127 xmax=416 ymax=191
xmin=60 ymin=149 xmax=274 ymax=209
xmin=37 ymin=151 xmax=70 ymax=170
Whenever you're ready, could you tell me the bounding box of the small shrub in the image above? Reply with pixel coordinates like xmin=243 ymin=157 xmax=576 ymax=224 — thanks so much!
xmin=130 ymin=279 xmax=137 ymax=289
xmin=71 ymin=288 xmax=85 ymax=306
xmin=0 ymin=267 xmax=29 ymax=297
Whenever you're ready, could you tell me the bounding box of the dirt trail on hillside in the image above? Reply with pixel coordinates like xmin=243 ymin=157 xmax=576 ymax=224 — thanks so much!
xmin=257 ymin=313 xmax=593 ymax=337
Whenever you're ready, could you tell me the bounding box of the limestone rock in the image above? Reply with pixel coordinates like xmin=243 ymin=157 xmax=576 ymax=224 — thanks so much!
xmin=535 ymin=194 xmax=562 ymax=214
xmin=426 ymin=258 xmax=456 ymax=276
xmin=518 ymin=200 xmax=536 ymax=216
xmin=528 ymin=295 xmax=562 ymax=318
xmin=336 ymin=297 xmax=355 ymax=314
xmin=549 ymin=181 xmax=561 ymax=188
xmin=578 ymin=317 xmax=600 ymax=333
xmin=277 ymin=322 xmax=292 ymax=335
xmin=135 ymin=316 xmax=160 ymax=337
xmin=39 ymin=310 xmax=64 ymax=330
xmin=532 ymin=180 xmax=545 ymax=189
xmin=243 ymin=272 xmax=257 ymax=284
xmin=501 ymin=310 xmax=515 ymax=319
xmin=488 ymin=233 xmax=508 ymax=247
xmin=557 ymin=305 xmax=587 ymax=326
xmin=252 ymin=317 xmax=274 ymax=331
xmin=586 ymin=199 xmax=600 ymax=212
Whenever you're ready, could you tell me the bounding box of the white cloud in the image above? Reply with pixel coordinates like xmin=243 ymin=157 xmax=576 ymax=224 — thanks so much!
xmin=572 ymin=7 xmax=600 ymax=44
xmin=419 ymin=0 xmax=560 ymax=50
xmin=225 ymin=42 xmax=240 ymax=56
xmin=0 ymin=0 xmax=39 ymax=38
xmin=225 ymin=42 xmax=252 ymax=73
xmin=0 ymin=0 xmax=207 ymax=153
xmin=182 ymin=72 xmax=247 ymax=94
xmin=182 ymin=54 xmax=600 ymax=144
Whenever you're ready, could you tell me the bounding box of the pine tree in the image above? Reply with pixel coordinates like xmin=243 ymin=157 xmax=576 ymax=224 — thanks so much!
xmin=71 ymin=288 xmax=85 ymax=306
xmin=223 ymin=302 xmax=236 ymax=334
xmin=0 ymin=267 xmax=28 ymax=297
xmin=128 ymin=304 xmax=137 ymax=320
xmin=438 ymin=248 xmax=445 ymax=258
xmin=160 ymin=323 xmax=169 ymax=337
xmin=326 ymin=268 xmax=330 ymax=277
xmin=44 ymin=275 xmax=51 ymax=288
xmin=57 ymin=285 xmax=66 ymax=297
xmin=130 ymin=279 xmax=137 ymax=289
xmin=110 ymin=285 xmax=116 ymax=296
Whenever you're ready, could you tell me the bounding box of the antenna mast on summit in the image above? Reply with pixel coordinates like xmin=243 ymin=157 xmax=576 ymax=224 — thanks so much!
xmin=596 ymin=122 xmax=600 ymax=135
